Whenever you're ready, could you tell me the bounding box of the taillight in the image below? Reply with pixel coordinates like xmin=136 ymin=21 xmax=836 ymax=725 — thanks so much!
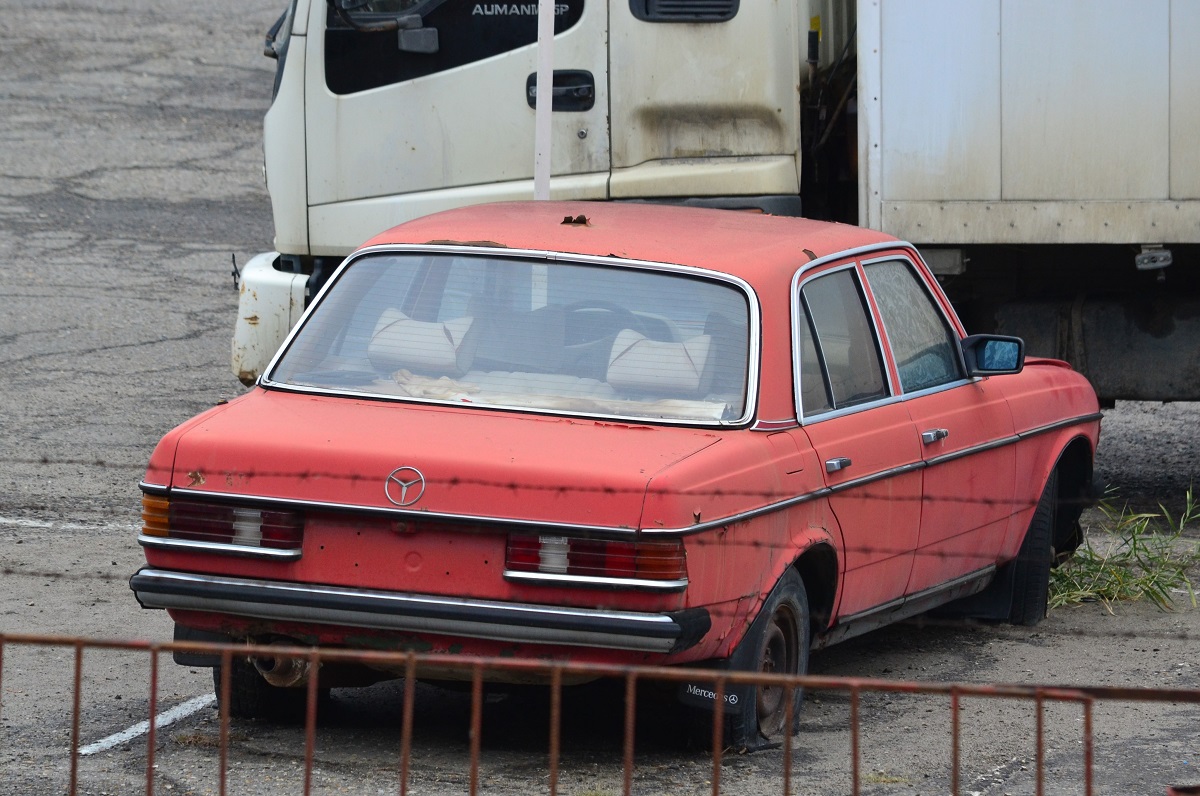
xmin=140 ymin=494 xmax=304 ymax=554
xmin=505 ymin=534 xmax=686 ymax=585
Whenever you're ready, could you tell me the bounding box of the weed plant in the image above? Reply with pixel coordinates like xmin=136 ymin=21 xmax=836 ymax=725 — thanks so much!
xmin=1049 ymin=487 xmax=1200 ymax=611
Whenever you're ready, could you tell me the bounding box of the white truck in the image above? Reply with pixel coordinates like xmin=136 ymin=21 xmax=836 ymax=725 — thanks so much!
xmin=233 ymin=0 xmax=1199 ymax=402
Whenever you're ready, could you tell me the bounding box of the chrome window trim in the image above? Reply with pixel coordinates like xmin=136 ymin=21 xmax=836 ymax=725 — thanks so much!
xmin=751 ymin=418 xmax=801 ymax=431
xmin=893 ymin=376 xmax=976 ymax=403
xmin=503 ymin=570 xmax=688 ymax=591
xmin=130 ymin=569 xmax=682 ymax=653
xmin=137 ymin=534 xmax=303 ymax=561
xmin=790 ymin=260 xmax=895 ymax=423
xmin=143 ymin=414 xmax=1101 ymax=539
xmin=259 ymin=244 xmax=762 ymax=428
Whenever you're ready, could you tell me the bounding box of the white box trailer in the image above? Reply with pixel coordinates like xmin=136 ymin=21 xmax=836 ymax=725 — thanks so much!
xmin=232 ymin=0 xmax=1198 ymax=400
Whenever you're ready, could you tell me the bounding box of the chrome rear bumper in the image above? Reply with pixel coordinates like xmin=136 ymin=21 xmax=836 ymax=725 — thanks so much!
xmin=130 ymin=568 xmax=704 ymax=654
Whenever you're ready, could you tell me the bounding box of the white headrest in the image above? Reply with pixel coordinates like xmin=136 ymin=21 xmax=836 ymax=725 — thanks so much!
xmin=607 ymin=330 xmax=712 ymax=396
xmin=368 ymin=309 xmax=476 ymax=376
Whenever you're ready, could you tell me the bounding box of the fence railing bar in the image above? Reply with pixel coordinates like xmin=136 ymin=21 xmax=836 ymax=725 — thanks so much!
xmin=1083 ymin=698 xmax=1095 ymax=796
xmin=470 ymin=664 xmax=483 ymax=796
xmin=622 ymin=671 xmax=637 ymax=796
xmin=303 ymin=650 xmax=320 ymax=796
xmin=549 ymin=666 xmax=562 ymax=796
xmin=850 ymin=683 xmax=860 ymax=796
xmin=400 ymin=653 xmax=416 ymax=796
xmin=218 ymin=649 xmax=232 ymax=796
xmin=146 ymin=648 xmax=159 ymax=796
xmin=1036 ymin=690 xmax=1045 ymax=796
xmin=710 ymin=677 xmax=726 ymax=796
xmin=70 ymin=642 xmax=83 ymax=796
xmin=782 ymin=684 xmax=795 ymax=796
xmin=951 ymin=687 xmax=961 ymax=796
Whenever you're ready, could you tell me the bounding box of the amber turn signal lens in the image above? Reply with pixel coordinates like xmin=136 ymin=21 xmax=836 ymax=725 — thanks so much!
xmin=141 ymin=495 xmax=171 ymax=537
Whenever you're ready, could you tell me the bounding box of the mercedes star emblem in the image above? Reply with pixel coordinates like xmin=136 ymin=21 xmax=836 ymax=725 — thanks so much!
xmin=385 ymin=466 xmax=426 ymax=507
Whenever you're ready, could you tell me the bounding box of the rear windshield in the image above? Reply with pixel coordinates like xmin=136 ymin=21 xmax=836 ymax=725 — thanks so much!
xmin=266 ymin=252 xmax=753 ymax=424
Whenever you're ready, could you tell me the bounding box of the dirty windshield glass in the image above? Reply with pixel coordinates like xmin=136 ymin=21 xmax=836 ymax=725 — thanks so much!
xmin=268 ymin=253 xmax=752 ymax=423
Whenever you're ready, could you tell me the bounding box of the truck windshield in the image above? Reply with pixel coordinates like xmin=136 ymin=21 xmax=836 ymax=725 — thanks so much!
xmin=266 ymin=252 xmax=753 ymax=424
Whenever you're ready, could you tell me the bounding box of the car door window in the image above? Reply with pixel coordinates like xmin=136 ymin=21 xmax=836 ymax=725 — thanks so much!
xmin=863 ymin=260 xmax=962 ymax=393
xmin=797 ymin=268 xmax=888 ymax=416
xmin=326 ymin=0 xmax=586 ymax=94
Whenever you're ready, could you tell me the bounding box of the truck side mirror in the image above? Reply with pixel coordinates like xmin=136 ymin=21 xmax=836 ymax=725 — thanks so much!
xmin=962 ymin=334 xmax=1024 ymax=376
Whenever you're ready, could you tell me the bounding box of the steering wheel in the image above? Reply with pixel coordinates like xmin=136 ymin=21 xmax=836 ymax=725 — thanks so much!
xmin=562 ymin=300 xmax=648 ymax=344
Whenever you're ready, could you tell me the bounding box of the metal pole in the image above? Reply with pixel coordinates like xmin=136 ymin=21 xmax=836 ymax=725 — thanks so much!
xmin=533 ymin=0 xmax=555 ymax=199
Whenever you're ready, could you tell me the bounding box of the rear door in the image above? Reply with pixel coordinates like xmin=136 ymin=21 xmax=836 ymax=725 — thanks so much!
xmin=305 ymin=0 xmax=610 ymax=251
xmin=793 ymin=261 xmax=922 ymax=620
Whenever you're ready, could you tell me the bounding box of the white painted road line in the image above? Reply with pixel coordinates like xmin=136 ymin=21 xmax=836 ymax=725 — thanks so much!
xmin=79 ymin=694 xmax=216 ymax=756
xmin=0 ymin=515 xmax=139 ymax=533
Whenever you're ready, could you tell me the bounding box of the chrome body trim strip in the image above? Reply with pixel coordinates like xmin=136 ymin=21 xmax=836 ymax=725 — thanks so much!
xmin=644 ymin=412 xmax=1100 ymax=535
xmin=137 ymin=534 xmax=303 ymax=561
xmin=922 ymin=435 xmax=1021 ymax=469
xmin=502 ymin=570 xmax=688 ymax=591
xmin=1018 ymin=413 xmax=1104 ymax=440
xmin=816 ymin=565 xmax=997 ymax=648
xmin=129 ymin=569 xmax=682 ymax=653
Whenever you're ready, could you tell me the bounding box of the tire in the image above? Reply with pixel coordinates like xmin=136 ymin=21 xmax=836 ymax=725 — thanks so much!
xmin=696 ymin=569 xmax=810 ymax=751
xmin=212 ymin=657 xmax=316 ymax=721
xmin=1009 ymin=469 xmax=1058 ymax=626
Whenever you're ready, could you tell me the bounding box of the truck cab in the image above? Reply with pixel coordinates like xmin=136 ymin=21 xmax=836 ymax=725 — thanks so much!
xmin=233 ymin=0 xmax=854 ymax=383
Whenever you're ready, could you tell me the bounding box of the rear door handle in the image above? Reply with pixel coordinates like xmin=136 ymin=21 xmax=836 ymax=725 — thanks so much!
xmin=921 ymin=428 xmax=950 ymax=445
xmin=825 ymin=457 xmax=852 ymax=473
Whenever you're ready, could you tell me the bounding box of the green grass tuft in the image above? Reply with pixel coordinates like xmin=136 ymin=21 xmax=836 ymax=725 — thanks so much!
xmin=1050 ymin=487 xmax=1200 ymax=612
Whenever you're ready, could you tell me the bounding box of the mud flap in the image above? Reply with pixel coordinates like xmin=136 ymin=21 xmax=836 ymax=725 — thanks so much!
xmin=932 ymin=564 xmax=1017 ymax=622
xmin=172 ymin=624 xmax=233 ymax=667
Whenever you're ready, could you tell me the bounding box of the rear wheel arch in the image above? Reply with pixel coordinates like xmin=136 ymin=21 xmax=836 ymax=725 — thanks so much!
xmin=792 ymin=542 xmax=838 ymax=633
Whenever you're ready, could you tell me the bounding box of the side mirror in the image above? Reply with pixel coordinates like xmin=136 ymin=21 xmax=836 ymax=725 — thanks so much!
xmin=962 ymin=334 xmax=1024 ymax=376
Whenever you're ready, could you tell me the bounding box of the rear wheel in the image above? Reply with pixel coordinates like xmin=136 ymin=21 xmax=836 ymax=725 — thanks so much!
xmin=701 ymin=569 xmax=810 ymax=751
xmin=1009 ymin=469 xmax=1058 ymax=626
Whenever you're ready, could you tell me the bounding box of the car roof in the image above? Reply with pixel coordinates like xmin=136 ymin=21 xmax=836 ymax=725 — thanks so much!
xmin=359 ymin=201 xmax=901 ymax=283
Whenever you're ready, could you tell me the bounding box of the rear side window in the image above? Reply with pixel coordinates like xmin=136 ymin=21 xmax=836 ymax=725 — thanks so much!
xmin=326 ymin=1 xmax=586 ymax=95
xmin=797 ymin=268 xmax=889 ymax=417
xmin=863 ymin=260 xmax=962 ymax=393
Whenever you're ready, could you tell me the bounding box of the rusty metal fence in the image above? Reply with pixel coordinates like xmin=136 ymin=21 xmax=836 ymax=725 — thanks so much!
xmin=2 ymin=632 xmax=1198 ymax=796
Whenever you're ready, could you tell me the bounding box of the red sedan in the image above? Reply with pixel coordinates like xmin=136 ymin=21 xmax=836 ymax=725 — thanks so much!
xmin=131 ymin=202 xmax=1099 ymax=749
